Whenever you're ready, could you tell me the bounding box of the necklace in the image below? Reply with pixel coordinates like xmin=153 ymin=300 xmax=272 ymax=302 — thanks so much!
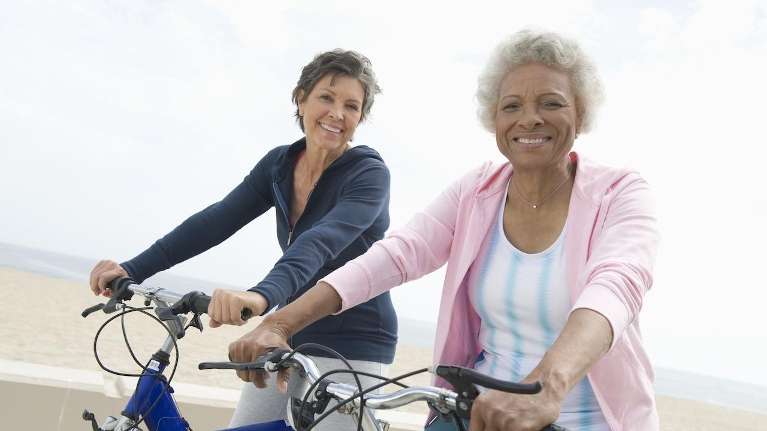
xmin=511 ymin=165 xmax=573 ymax=209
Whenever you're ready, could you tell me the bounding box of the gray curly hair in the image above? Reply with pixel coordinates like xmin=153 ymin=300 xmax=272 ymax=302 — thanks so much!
xmin=476 ymin=29 xmax=604 ymax=134
xmin=292 ymin=49 xmax=382 ymax=131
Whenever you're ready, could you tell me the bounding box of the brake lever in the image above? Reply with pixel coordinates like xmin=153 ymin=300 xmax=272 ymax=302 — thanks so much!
xmin=155 ymin=306 xmax=187 ymax=339
xmin=198 ymin=348 xmax=292 ymax=371
xmin=155 ymin=291 xmax=211 ymax=339
xmin=437 ymin=365 xmax=542 ymax=394
xmin=188 ymin=314 xmax=204 ymax=333
xmin=433 ymin=366 xmax=479 ymax=419
xmin=434 ymin=365 xmax=566 ymax=430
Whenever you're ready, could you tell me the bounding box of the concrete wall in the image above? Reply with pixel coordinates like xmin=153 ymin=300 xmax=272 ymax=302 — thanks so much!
xmin=0 ymin=359 xmax=422 ymax=430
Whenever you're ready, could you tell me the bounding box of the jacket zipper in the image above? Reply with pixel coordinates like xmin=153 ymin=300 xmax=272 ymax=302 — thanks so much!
xmin=272 ymin=182 xmax=293 ymax=245
xmin=287 ymin=185 xmax=316 ymax=246
xmin=279 ymin=147 xmax=350 ymax=246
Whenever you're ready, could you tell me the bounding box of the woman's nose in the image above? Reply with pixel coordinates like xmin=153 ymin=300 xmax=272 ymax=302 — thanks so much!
xmin=328 ymin=105 xmax=344 ymax=121
xmin=519 ymin=108 xmax=543 ymax=129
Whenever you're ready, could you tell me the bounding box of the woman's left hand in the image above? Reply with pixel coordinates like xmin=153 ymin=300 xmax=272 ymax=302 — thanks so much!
xmin=469 ymin=388 xmax=561 ymax=431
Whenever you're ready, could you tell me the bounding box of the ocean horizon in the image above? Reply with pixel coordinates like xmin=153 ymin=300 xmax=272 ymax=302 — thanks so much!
xmin=1 ymin=241 xmax=765 ymax=415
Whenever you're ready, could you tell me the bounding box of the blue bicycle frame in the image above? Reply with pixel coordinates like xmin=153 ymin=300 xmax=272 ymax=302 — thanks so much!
xmin=82 ymin=281 xmax=383 ymax=431
xmin=124 ymin=350 xmax=293 ymax=431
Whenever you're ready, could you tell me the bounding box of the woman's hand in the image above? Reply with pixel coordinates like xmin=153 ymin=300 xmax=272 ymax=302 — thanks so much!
xmin=225 ymin=282 xmax=342 ymax=392
xmin=469 ymin=387 xmax=562 ymax=431
xmin=89 ymin=260 xmax=129 ymax=297
xmin=228 ymin=321 xmax=292 ymax=392
xmin=469 ymin=309 xmax=612 ymax=430
xmin=208 ymin=289 xmax=268 ymax=327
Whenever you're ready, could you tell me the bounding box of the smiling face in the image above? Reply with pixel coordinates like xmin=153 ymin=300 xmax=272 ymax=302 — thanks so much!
xmin=298 ymin=73 xmax=365 ymax=152
xmin=495 ymin=62 xmax=581 ymax=171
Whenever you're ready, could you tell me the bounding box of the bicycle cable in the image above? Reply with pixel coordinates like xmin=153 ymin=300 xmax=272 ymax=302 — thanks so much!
xmin=284 ymin=343 xmax=431 ymax=431
xmin=280 ymin=343 xmax=365 ymax=431
xmin=91 ymin=303 xmax=189 ymax=430
xmin=452 ymin=411 xmax=467 ymax=431
xmin=121 ymin=308 xmax=146 ymax=369
xmin=302 ymin=366 xmax=430 ymax=431
xmin=127 ymin=315 xmax=199 ymax=431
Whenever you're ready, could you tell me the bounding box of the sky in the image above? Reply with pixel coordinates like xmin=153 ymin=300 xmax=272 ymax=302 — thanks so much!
xmin=2 ymin=0 xmax=766 ymax=386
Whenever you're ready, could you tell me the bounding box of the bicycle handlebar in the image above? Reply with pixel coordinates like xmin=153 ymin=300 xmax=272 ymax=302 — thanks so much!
xmin=434 ymin=364 xmax=542 ymax=395
xmin=83 ymin=279 xmax=561 ymax=430
xmin=82 ymin=277 xmax=252 ymax=322
xmin=199 ymin=349 xmax=567 ymax=431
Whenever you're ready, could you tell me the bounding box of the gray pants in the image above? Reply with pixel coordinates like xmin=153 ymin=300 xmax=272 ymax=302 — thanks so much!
xmin=228 ymin=356 xmax=388 ymax=430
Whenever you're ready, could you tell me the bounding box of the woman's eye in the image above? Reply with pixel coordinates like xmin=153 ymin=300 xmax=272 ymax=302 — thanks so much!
xmin=320 ymin=94 xmax=333 ymax=101
xmin=502 ymin=104 xmax=520 ymax=112
xmin=543 ymin=101 xmax=565 ymax=109
xmin=346 ymin=104 xmax=360 ymax=111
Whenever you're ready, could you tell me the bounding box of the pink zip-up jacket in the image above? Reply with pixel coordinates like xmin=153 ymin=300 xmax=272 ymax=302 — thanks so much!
xmin=323 ymin=153 xmax=660 ymax=430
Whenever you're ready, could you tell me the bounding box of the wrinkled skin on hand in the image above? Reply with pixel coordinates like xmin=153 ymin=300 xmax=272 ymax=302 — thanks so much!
xmin=469 ymin=387 xmax=561 ymax=431
xmin=228 ymin=322 xmax=292 ymax=392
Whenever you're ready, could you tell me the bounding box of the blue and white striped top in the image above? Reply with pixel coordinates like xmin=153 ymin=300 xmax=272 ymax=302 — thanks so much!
xmin=467 ymin=194 xmax=609 ymax=430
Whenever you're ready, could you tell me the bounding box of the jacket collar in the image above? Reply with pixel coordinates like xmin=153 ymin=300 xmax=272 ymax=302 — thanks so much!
xmin=475 ymin=152 xmax=615 ymax=206
xmin=274 ymin=137 xmax=308 ymax=182
xmin=275 ymin=137 xmax=384 ymax=183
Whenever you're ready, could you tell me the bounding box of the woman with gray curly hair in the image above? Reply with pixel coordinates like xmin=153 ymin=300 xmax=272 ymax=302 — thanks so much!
xmin=88 ymin=49 xmax=397 ymax=430
xmin=232 ymin=30 xmax=660 ymax=430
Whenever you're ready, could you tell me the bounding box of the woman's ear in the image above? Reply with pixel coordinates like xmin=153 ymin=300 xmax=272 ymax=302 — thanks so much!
xmin=297 ymin=90 xmax=306 ymax=117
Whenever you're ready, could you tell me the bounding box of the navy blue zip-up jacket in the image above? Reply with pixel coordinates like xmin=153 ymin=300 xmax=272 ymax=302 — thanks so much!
xmin=121 ymin=138 xmax=397 ymax=363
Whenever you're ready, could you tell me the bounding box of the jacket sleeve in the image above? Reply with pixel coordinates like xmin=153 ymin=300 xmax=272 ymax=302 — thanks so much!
xmin=322 ymin=164 xmax=485 ymax=312
xmin=249 ymin=161 xmax=391 ymax=309
xmin=121 ymin=151 xmax=276 ymax=283
xmin=571 ymin=173 xmax=660 ymax=348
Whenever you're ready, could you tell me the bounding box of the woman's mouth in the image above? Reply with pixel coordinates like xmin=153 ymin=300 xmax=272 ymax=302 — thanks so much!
xmin=320 ymin=122 xmax=342 ymax=134
xmin=513 ymin=136 xmax=551 ymax=145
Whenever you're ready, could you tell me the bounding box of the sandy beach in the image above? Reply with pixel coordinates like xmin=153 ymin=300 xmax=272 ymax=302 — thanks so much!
xmin=1 ymin=267 xmax=765 ymax=430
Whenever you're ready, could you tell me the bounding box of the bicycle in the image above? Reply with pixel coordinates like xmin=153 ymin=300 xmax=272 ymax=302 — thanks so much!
xmin=80 ymin=277 xmax=566 ymax=431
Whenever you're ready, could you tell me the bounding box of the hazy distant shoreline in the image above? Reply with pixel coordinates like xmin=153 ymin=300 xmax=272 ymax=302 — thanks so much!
xmin=2 ymin=241 xmax=765 ymax=415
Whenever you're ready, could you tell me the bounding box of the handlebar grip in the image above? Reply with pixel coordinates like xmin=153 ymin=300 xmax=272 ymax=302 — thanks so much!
xmin=103 ymin=277 xmax=135 ymax=313
xmin=171 ymin=291 xmax=252 ymax=321
xmin=81 ymin=303 xmax=105 ymax=318
xmin=193 ymin=292 xmax=253 ymax=320
xmin=435 ymin=365 xmax=542 ymax=394
xmin=198 ymin=348 xmax=292 ymax=371
xmin=106 ymin=277 xmax=133 ymax=291
xmin=189 ymin=292 xmax=212 ymax=314
xmin=105 ymin=278 xmax=119 ymax=291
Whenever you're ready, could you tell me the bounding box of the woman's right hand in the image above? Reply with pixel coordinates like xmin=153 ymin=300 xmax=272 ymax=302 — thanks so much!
xmin=228 ymin=320 xmax=292 ymax=392
xmin=89 ymin=260 xmax=129 ymax=297
xmin=226 ymin=282 xmax=341 ymax=391
xmin=208 ymin=289 xmax=268 ymax=328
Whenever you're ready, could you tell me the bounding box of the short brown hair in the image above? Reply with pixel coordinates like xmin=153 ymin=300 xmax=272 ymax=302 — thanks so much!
xmin=292 ymin=49 xmax=382 ymax=131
